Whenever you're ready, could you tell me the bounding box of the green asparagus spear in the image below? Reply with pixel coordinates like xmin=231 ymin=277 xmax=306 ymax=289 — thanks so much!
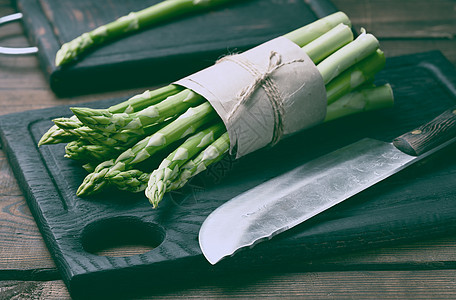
xmin=55 ymin=0 xmax=236 ymax=66
xmin=38 ymin=124 xmax=79 ymax=146
xmin=65 ymin=140 xmax=124 ymax=163
xmin=38 ymin=85 xmax=181 ymax=146
xmin=107 ymin=102 xmax=218 ymax=173
xmin=283 ymin=11 xmax=351 ymax=47
xmin=110 ymin=122 xmax=225 ymax=196
xmin=107 ymin=85 xmax=182 ymax=114
xmin=109 ymin=169 xmax=150 ymax=193
xmin=145 ymin=122 xmax=226 ymax=207
xmin=325 ymin=49 xmax=385 ymax=105
xmin=53 ymin=114 xmax=172 ymax=148
xmin=38 ymin=116 xmax=83 ymax=146
xmin=111 ymin=83 xmax=395 ymax=198
xmin=108 ymin=130 xmax=230 ymax=195
xmin=167 ymin=84 xmax=394 ymax=193
xmin=324 ymin=83 xmax=394 ymax=122
xmin=168 ymin=131 xmax=231 ymax=191
xmin=317 ymin=29 xmax=380 ymax=85
xmin=71 ymin=89 xmax=205 ymax=133
xmin=301 ymin=23 xmax=353 ymax=64
xmin=52 ymin=119 xmax=122 ymax=147
xmin=77 ymin=102 xmax=219 ymax=196
xmin=77 ymin=159 xmax=115 ymax=196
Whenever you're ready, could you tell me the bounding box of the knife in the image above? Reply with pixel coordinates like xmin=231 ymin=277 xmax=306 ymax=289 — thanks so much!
xmin=199 ymin=106 xmax=456 ymax=264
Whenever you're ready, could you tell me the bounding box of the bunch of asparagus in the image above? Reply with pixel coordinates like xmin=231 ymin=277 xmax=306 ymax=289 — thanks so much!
xmin=40 ymin=12 xmax=394 ymax=208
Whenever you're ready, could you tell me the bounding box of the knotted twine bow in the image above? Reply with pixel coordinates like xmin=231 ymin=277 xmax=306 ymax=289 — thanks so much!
xmin=217 ymin=51 xmax=305 ymax=146
xmin=175 ymin=36 xmax=326 ymax=158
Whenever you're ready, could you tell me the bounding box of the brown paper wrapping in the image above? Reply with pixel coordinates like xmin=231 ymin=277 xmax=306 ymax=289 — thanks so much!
xmin=175 ymin=37 xmax=326 ymax=158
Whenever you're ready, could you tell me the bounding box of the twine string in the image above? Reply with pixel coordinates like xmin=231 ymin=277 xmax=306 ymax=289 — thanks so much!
xmin=217 ymin=51 xmax=305 ymax=145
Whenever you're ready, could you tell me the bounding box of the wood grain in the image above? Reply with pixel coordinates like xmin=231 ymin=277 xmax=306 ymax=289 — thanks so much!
xmin=2 ymin=270 xmax=456 ymax=300
xmin=2 ymin=50 xmax=456 ymax=299
xmin=332 ymin=0 xmax=456 ymax=64
xmin=0 ymin=150 xmax=56 ymax=273
xmin=393 ymin=106 xmax=456 ymax=156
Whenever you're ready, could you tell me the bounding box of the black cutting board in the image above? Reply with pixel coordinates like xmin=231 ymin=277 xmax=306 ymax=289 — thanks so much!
xmin=1 ymin=51 xmax=456 ymax=299
xmin=13 ymin=0 xmax=337 ymax=96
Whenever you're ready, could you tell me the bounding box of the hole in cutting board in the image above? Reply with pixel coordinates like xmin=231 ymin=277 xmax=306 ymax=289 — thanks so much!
xmin=81 ymin=216 xmax=165 ymax=257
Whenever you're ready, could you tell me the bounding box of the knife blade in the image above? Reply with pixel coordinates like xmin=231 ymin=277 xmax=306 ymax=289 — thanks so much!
xmin=199 ymin=106 xmax=456 ymax=264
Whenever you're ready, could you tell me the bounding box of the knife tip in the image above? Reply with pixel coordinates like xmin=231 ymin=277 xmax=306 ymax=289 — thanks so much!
xmin=199 ymin=233 xmax=228 ymax=265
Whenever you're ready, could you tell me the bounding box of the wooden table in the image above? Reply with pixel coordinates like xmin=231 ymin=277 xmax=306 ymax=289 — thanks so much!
xmin=1 ymin=0 xmax=455 ymax=298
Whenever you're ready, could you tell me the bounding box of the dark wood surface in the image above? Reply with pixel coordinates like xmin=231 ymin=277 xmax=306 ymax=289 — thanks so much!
xmin=15 ymin=0 xmax=338 ymax=96
xmin=1 ymin=0 xmax=456 ymax=299
xmin=1 ymin=50 xmax=456 ymax=299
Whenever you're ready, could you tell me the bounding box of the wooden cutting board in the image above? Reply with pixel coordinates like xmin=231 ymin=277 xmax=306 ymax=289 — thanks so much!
xmin=13 ymin=0 xmax=337 ymax=96
xmin=1 ymin=51 xmax=456 ymax=299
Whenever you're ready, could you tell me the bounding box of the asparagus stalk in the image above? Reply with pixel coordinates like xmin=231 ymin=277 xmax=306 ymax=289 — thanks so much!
xmin=145 ymin=122 xmax=226 ymax=207
xmin=107 ymin=85 xmax=182 ymax=114
xmin=325 ymin=49 xmax=385 ymax=105
xmin=301 ymin=23 xmax=353 ymax=64
xmin=38 ymin=124 xmax=78 ymax=146
xmin=109 ymin=169 xmax=150 ymax=193
xmin=51 ymin=13 xmax=392 ymax=209
xmin=65 ymin=140 xmax=124 ymax=163
xmin=38 ymin=116 xmax=83 ymax=146
xmin=55 ymin=0 xmax=235 ymax=66
xmin=111 ymin=83 xmax=395 ymax=198
xmin=52 ymin=118 xmax=125 ymax=147
xmin=38 ymin=85 xmax=181 ymax=146
xmin=108 ymin=132 xmax=231 ymax=195
xmin=77 ymin=159 xmax=115 ymax=196
xmin=168 ymin=131 xmax=231 ymax=191
xmin=283 ymin=12 xmax=351 ymax=47
xmin=168 ymin=84 xmax=394 ymax=192
xmin=53 ymin=116 xmax=173 ymax=148
xmin=324 ymin=83 xmax=394 ymax=122
xmin=110 ymin=122 xmax=225 ymax=196
xmin=71 ymin=89 xmax=205 ymax=133
xmin=77 ymin=102 xmax=219 ymax=196
xmin=317 ymin=29 xmax=379 ymax=85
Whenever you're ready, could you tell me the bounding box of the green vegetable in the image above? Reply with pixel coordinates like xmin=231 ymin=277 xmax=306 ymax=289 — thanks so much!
xmin=324 ymin=84 xmax=394 ymax=122
xmin=168 ymin=131 xmax=231 ymax=191
xmin=38 ymin=85 xmax=182 ymax=146
xmin=71 ymin=89 xmax=205 ymax=133
xmin=316 ymin=29 xmax=380 ymax=85
xmin=53 ymin=117 xmax=166 ymax=148
xmin=77 ymin=102 xmax=219 ymax=196
xmin=65 ymin=140 xmax=124 ymax=163
xmin=325 ymin=49 xmax=385 ymax=105
xmin=109 ymin=169 xmax=150 ymax=193
xmin=77 ymin=160 xmax=115 ymax=196
xmin=145 ymin=122 xmax=226 ymax=207
xmin=110 ymin=83 xmax=395 ymax=199
xmin=55 ymin=0 xmax=235 ymax=66
xmin=40 ymin=12 xmax=394 ymax=209
xmin=283 ymin=11 xmax=351 ymax=47
xmin=301 ymin=23 xmax=353 ymax=64
xmin=38 ymin=124 xmax=78 ymax=146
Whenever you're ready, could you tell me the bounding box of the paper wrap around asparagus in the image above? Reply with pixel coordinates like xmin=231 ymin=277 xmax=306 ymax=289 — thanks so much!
xmin=176 ymin=37 xmax=327 ymax=158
